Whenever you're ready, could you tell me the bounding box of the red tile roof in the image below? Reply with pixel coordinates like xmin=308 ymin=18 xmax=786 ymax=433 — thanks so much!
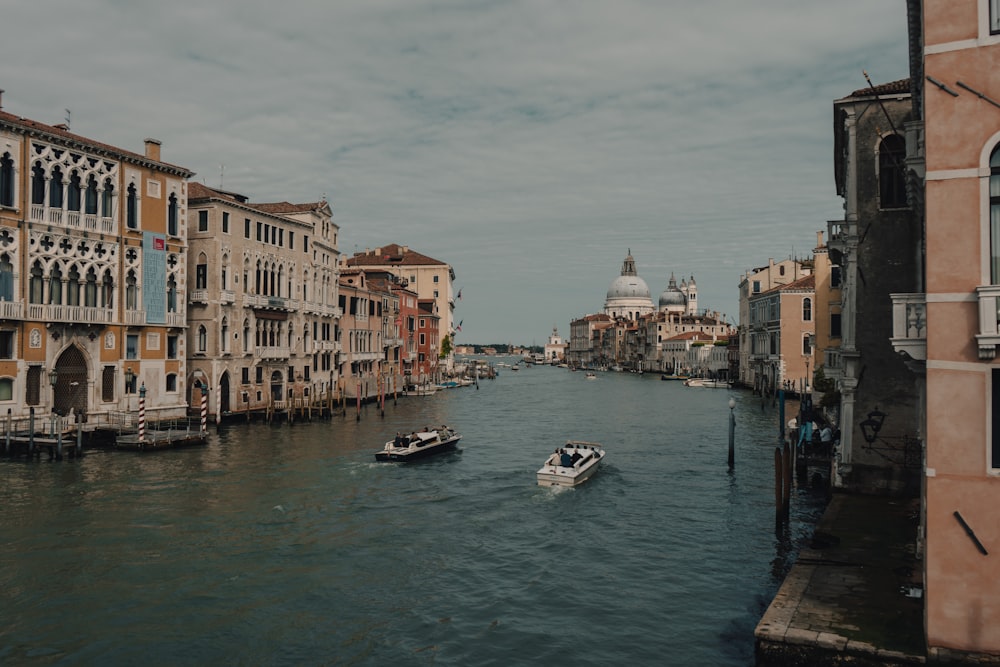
xmin=346 ymin=243 xmax=447 ymax=267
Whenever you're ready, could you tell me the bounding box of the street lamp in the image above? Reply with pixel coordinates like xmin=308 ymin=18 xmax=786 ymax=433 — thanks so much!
xmin=49 ymin=367 xmax=58 ymax=388
xmin=125 ymin=366 xmax=134 ymax=393
xmin=860 ymin=407 xmax=887 ymax=444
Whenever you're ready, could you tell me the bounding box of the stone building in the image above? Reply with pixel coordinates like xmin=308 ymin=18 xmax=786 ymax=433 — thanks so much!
xmin=0 ymin=103 xmax=193 ymax=421
xmin=186 ymin=183 xmax=341 ymax=418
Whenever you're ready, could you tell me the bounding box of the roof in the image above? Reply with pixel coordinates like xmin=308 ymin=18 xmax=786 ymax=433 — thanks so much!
xmin=346 ymin=243 xmax=448 ymax=267
xmin=847 ymin=78 xmax=911 ymax=99
xmin=762 ymin=274 xmax=815 ymax=294
xmin=0 ymin=108 xmax=193 ymax=178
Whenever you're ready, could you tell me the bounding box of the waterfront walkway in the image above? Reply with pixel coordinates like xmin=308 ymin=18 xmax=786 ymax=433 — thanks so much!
xmin=755 ymin=491 xmax=925 ymax=666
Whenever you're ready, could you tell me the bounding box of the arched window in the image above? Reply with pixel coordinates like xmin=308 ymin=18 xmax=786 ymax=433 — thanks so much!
xmin=221 ymin=254 xmax=229 ymax=290
xmin=29 ymin=261 xmax=44 ymax=304
xmin=67 ymin=170 xmax=81 ymax=212
xmin=196 ymin=253 xmax=208 ymax=290
xmin=167 ymin=193 xmax=178 ymax=236
xmin=991 ymin=145 xmax=1000 ymax=284
xmin=49 ymin=264 xmax=63 ymax=305
xmin=101 ymin=179 xmax=115 ymax=218
xmin=49 ymin=166 xmax=64 ymax=209
xmin=101 ymin=270 xmax=114 ymax=308
xmin=167 ymin=276 xmax=177 ymax=312
xmin=84 ymin=268 xmax=98 ymax=307
xmin=198 ymin=325 xmax=207 ymax=353
xmin=802 ymin=297 xmax=812 ymax=322
xmin=0 ymin=152 xmax=14 ymax=207
xmin=85 ymin=175 xmax=98 ymax=215
xmin=802 ymin=335 xmax=813 ymax=355
xmin=879 ymin=134 xmax=907 ymax=209
xmin=126 ymin=269 xmax=138 ymax=309
xmin=126 ymin=183 xmax=138 ymax=229
xmin=243 ymin=319 xmax=251 ymax=353
xmin=31 ymin=163 xmax=45 ymax=206
xmin=221 ymin=317 xmax=230 ymax=353
xmin=0 ymin=253 xmax=13 ymax=301
xmin=166 ymin=373 xmax=177 ymax=392
xmin=66 ymin=265 xmax=81 ymax=306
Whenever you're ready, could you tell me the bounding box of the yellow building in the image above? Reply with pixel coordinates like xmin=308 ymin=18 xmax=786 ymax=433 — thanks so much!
xmin=0 ymin=103 xmax=193 ymax=421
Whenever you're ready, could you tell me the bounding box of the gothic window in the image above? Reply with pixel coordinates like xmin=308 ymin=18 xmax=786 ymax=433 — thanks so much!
xmin=102 ymin=366 xmax=115 ymax=402
xmin=878 ymin=134 xmax=907 ymax=209
xmin=102 ymin=271 xmax=114 ymax=308
xmin=126 ymin=269 xmax=138 ymax=309
xmin=167 ymin=276 xmax=177 ymax=312
xmin=85 ymin=175 xmax=98 ymax=215
xmin=196 ymin=254 xmax=208 ymax=290
xmin=198 ymin=325 xmax=207 ymax=353
xmin=101 ymin=179 xmax=114 ymax=218
xmin=67 ymin=171 xmax=81 ymax=212
xmin=49 ymin=166 xmax=64 ymax=209
xmin=126 ymin=183 xmax=138 ymax=229
xmin=29 ymin=261 xmax=44 ymax=304
xmin=31 ymin=163 xmax=45 ymax=205
xmin=49 ymin=264 xmax=63 ymax=304
xmin=66 ymin=265 xmax=81 ymax=306
xmin=802 ymin=297 xmax=812 ymax=322
xmin=0 ymin=254 xmax=13 ymax=301
xmin=0 ymin=152 xmax=14 ymax=207
xmin=168 ymin=193 xmax=178 ymax=236
xmin=84 ymin=268 xmax=98 ymax=307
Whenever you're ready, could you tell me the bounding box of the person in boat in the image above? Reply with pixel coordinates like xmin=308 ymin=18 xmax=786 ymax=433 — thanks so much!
xmin=571 ymin=450 xmax=583 ymax=464
xmin=394 ymin=432 xmax=403 ymax=448
xmin=560 ymin=449 xmax=573 ymax=467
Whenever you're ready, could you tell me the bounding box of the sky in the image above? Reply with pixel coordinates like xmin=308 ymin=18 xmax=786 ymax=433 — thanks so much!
xmin=1 ymin=1 xmax=911 ymax=345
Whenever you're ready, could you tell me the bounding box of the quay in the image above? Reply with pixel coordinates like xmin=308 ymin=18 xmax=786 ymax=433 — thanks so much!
xmin=755 ymin=492 xmax=925 ymax=666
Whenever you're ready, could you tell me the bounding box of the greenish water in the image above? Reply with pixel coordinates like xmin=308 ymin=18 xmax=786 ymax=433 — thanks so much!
xmin=1 ymin=362 xmax=826 ymax=666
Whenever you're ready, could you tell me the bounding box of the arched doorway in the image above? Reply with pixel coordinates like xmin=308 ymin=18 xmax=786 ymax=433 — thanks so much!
xmin=53 ymin=345 xmax=88 ymax=417
xmin=219 ymin=372 xmax=231 ymax=415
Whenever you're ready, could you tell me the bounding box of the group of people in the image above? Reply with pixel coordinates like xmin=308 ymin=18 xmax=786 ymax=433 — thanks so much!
xmin=787 ymin=415 xmax=839 ymax=456
xmin=392 ymin=425 xmax=451 ymax=449
xmin=554 ymin=447 xmax=584 ymax=467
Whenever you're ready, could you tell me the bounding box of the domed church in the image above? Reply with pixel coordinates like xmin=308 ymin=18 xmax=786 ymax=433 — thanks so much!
xmin=658 ymin=272 xmax=698 ymax=316
xmin=604 ymin=250 xmax=655 ymax=320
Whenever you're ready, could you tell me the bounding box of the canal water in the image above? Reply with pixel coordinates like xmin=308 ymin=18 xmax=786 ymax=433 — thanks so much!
xmin=1 ymin=361 xmax=826 ymax=666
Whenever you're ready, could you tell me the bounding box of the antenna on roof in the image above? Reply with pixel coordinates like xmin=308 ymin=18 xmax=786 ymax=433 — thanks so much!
xmin=220 ymin=164 xmax=224 ymax=189
xmin=64 ymin=108 xmax=71 ymax=130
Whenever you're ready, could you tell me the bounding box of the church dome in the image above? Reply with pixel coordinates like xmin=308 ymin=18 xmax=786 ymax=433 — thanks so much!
xmin=607 ymin=274 xmax=651 ymax=300
xmin=658 ymin=273 xmax=687 ymax=309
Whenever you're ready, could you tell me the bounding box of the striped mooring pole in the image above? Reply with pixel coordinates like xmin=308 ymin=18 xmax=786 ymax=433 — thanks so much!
xmin=201 ymin=386 xmax=208 ymax=434
xmin=138 ymin=383 xmax=146 ymax=444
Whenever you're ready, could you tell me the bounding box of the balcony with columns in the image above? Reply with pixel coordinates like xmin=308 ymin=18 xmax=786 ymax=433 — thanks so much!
xmin=30 ymin=204 xmax=115 ymax=235
xmin=27 ymin=303 xmax=115 ymax=324
xmin=242 ymin=294 xmax=299 ymax=311
xmin=255 ymin=346 xmax=290 ymax=360
xmin=0 ymin=300 xmax=24 ymax=320
xmin=890 ymin=293 xmax=926 ymax=361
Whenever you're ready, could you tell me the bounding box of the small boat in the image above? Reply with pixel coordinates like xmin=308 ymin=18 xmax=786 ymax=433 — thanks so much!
xmin=403 ymin=383 xmax=438 ymax=396
xmin=375 ymin=426 xmax=462 ymax=461
xmin=585 ymin=372 xmax=597 ymax=380
xmin=536 ymin=441 xmax=606 ymax=487
xmin=660 ymin=373 xmax=690 ymax=381
xmin=683 ymin=378 xmax=704 ymax=387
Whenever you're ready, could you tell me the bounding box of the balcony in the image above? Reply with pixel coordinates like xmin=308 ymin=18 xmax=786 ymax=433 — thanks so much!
xmin=890 ymin=293 xmax=926 ymax=361
xmin=976 ymin=286 xmax=1000 ymax=360
xmin=0 ymin=300 xmax=24 ymax=320
xmin=823 ymin=348 xmax=843 ymax=380
xmin=124 ymin=309 xmax=146 ymax=326
xmin=189 ymin=290 xmax=209 ymax=304
xmin=26 ymin=303 xmax=114 ymax=324
xmin=166 ymin=311 xmax=185 ymax=327
xmin=256 ymin=346 xmax=290 ymax=360
xmin=243 ymin=294 xmax=298 ymax=311
xmin=220 ymin=290 xmax=236 ymax=304
xmin=30 ymin=205 xmax=115 ymax=234
xmin=313 ymin=341 xmax=339 ymax=353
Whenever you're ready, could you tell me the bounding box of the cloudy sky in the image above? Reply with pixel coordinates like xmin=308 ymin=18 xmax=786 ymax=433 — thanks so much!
xmin=2 ymin=1 xmax=911 ymax=345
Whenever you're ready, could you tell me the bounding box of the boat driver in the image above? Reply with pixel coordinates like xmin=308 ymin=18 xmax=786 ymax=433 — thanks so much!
xmin=560 ymin=449 xmax=573 ymax=467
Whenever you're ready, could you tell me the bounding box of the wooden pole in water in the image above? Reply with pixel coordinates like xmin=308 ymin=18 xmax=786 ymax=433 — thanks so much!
xmin=782 ymin=441 xmax=792 ymax=518
xmin=727 ymin=398 xmax=736 ymax=468
xmin=201 ymin=386 xmax=208 ymax=434
xmin=356 ymin=379 xmax=361 ymax=421
xmin=29 ymin=406 xmax=35 ymax=456
xmin=774 ymin=446 xmax=783 ymax=522
xmin=76 ymin=417 xmax=83 ymax=457
xmin=138 ymin=383 xmax=146 ymax=445
xmin=5 ymin=408 xmax=11 ymax=455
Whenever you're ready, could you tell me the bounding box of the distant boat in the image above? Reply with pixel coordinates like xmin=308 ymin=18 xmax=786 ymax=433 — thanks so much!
xmin=403 ymin=383 xmax=438 ymax=396
xmin=375 ymin=426 xmax=461 ymax=462
xmin=661 ymin=373 xmax=690 ymax=381
xmin=585 ymin=372 xmax=597 ymax=380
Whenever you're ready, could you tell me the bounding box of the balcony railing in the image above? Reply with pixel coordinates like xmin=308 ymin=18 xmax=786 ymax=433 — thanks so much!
xmin=26 ymin=303 xmax=114 ymax=324
xmin=0 ymin=300 xmax=24 ymax=320
xmin=976 ymin=286 xmax=1000 ymax=360
xmin=256 ymin=346 xmax=290 ymax=360
xmin=30 ymin=205 xmax=115 ymax=234
xmin=890 ymin=293 xmax=926 ymax=361
xmin=189 ymin=290 xmax=209 ymax=304
xmin=242 ymin=294 xmax=298 ymax=311
xmin=166 ymin=311 xmax=185 ymax=327
xmin=220 ymin=290 xmax=236 ymax=304
xmin=124 ymin=309 xmax=146 ymax=326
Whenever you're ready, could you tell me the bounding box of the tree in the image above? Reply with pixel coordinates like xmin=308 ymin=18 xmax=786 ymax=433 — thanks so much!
xmin=439 ymin=334 xmax=453 ymax=359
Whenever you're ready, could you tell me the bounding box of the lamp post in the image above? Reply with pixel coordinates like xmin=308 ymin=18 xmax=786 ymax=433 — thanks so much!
xmin=49 ymin=368 xmax=58 ymax=415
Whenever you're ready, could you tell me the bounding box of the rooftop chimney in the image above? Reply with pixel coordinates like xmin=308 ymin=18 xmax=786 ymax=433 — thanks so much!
xmin=0 ymin=89 xmax=4 ymax=110
xmin=144 ymin=138 xmax=162 ymax=162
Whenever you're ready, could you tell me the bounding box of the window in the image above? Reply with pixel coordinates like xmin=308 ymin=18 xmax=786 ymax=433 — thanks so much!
xmin=167 ymin=335 xmax=178 ymax=359
xmin=255 ymin=366 xmax=263 ymax=383
xmin=433 ymin=275 xmax=439 ymax=283
xmin=992 ymin=0 xmax=1000 ymax=34
xmin=31 ymin=163 xmax=45 ymax=205
xmin=126 ymin=183 xmax=138 ymax=229
xmin=831 ymin=266 xmax=842 ymax=288
xmin=0 ymin=254 xmax=13 ymax=301
xmin=198 ymin=210 xmax=209 ymax=232
xmin=102 ymin=366 xmax=115 ymax=402
xmin=126 ymin=334 xmax=139 ymax=359
xmin=67 ymin=171 xmax=81 ymax=212
xmin=0 ymin=152 xmax=15 ymax=207
xmin=222 ymin=211 xmax=229 ymax=234
xmin=198 ymin=325 xmax=207 ymax=353
xmin=879 ymin=134 xmax=907 ymax=209
xmin=830 ymin=313 xmax=842 ymax=338
xmin=779 ymin=265 xmax=785 ymax=276
xmin=242 ymin=367 xmax=250 ymax=384
xmin=167 ymin=193 xmax=179 ymax=236
xmin=0 ymin=331 xmax=12 ymax=358
xmin=166 ymin=374 xmax=177 ymax=392
xmin=85 ymin=175 xmax=98 ymax=214
xmin=0 ymin=377 xmax=12 ymax=401
xmin=993 ymin=369 xmax=1000 ymax=469
xmin=802 ymin=298 xmax=812 ymax=322
xmin=802 ymin=335 xmax=812 ymax=355
xmin=49 ymin=166 xmax=63 ymax=208
xmin=991 ymin=145 xmax=1000 ymax=283
xmin=245 ymin=218 xmax=251 ymax=238
xmin=167 ymin=277 xmax=177 ymax=312
xmin=752 ymin=280 xmax=760 ymax=294
xmin=196 ymin=261 xmax=208 ymax=290
xmin=256 ymin=221 xmax=262 ymax=241
xmin=289 ymin=232 xmax=294 ymax=250
xmin=102 ymin=179 xmax=114 ymax=218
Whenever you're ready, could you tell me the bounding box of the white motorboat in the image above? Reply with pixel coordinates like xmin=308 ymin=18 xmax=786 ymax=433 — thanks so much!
xmin=536 ymin=441 xmax=606 ymax=487
xmin=585 ymin=372 xmax=597 ymax=380
xmin=375 ymin=426 xmax=462 ymax=461
xmin=402 ymin=383 xmax=438 ymax=396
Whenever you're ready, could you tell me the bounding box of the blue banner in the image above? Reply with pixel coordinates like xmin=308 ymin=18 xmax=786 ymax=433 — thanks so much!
xmin=143 ymin=232 xmax=167 ymax=324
